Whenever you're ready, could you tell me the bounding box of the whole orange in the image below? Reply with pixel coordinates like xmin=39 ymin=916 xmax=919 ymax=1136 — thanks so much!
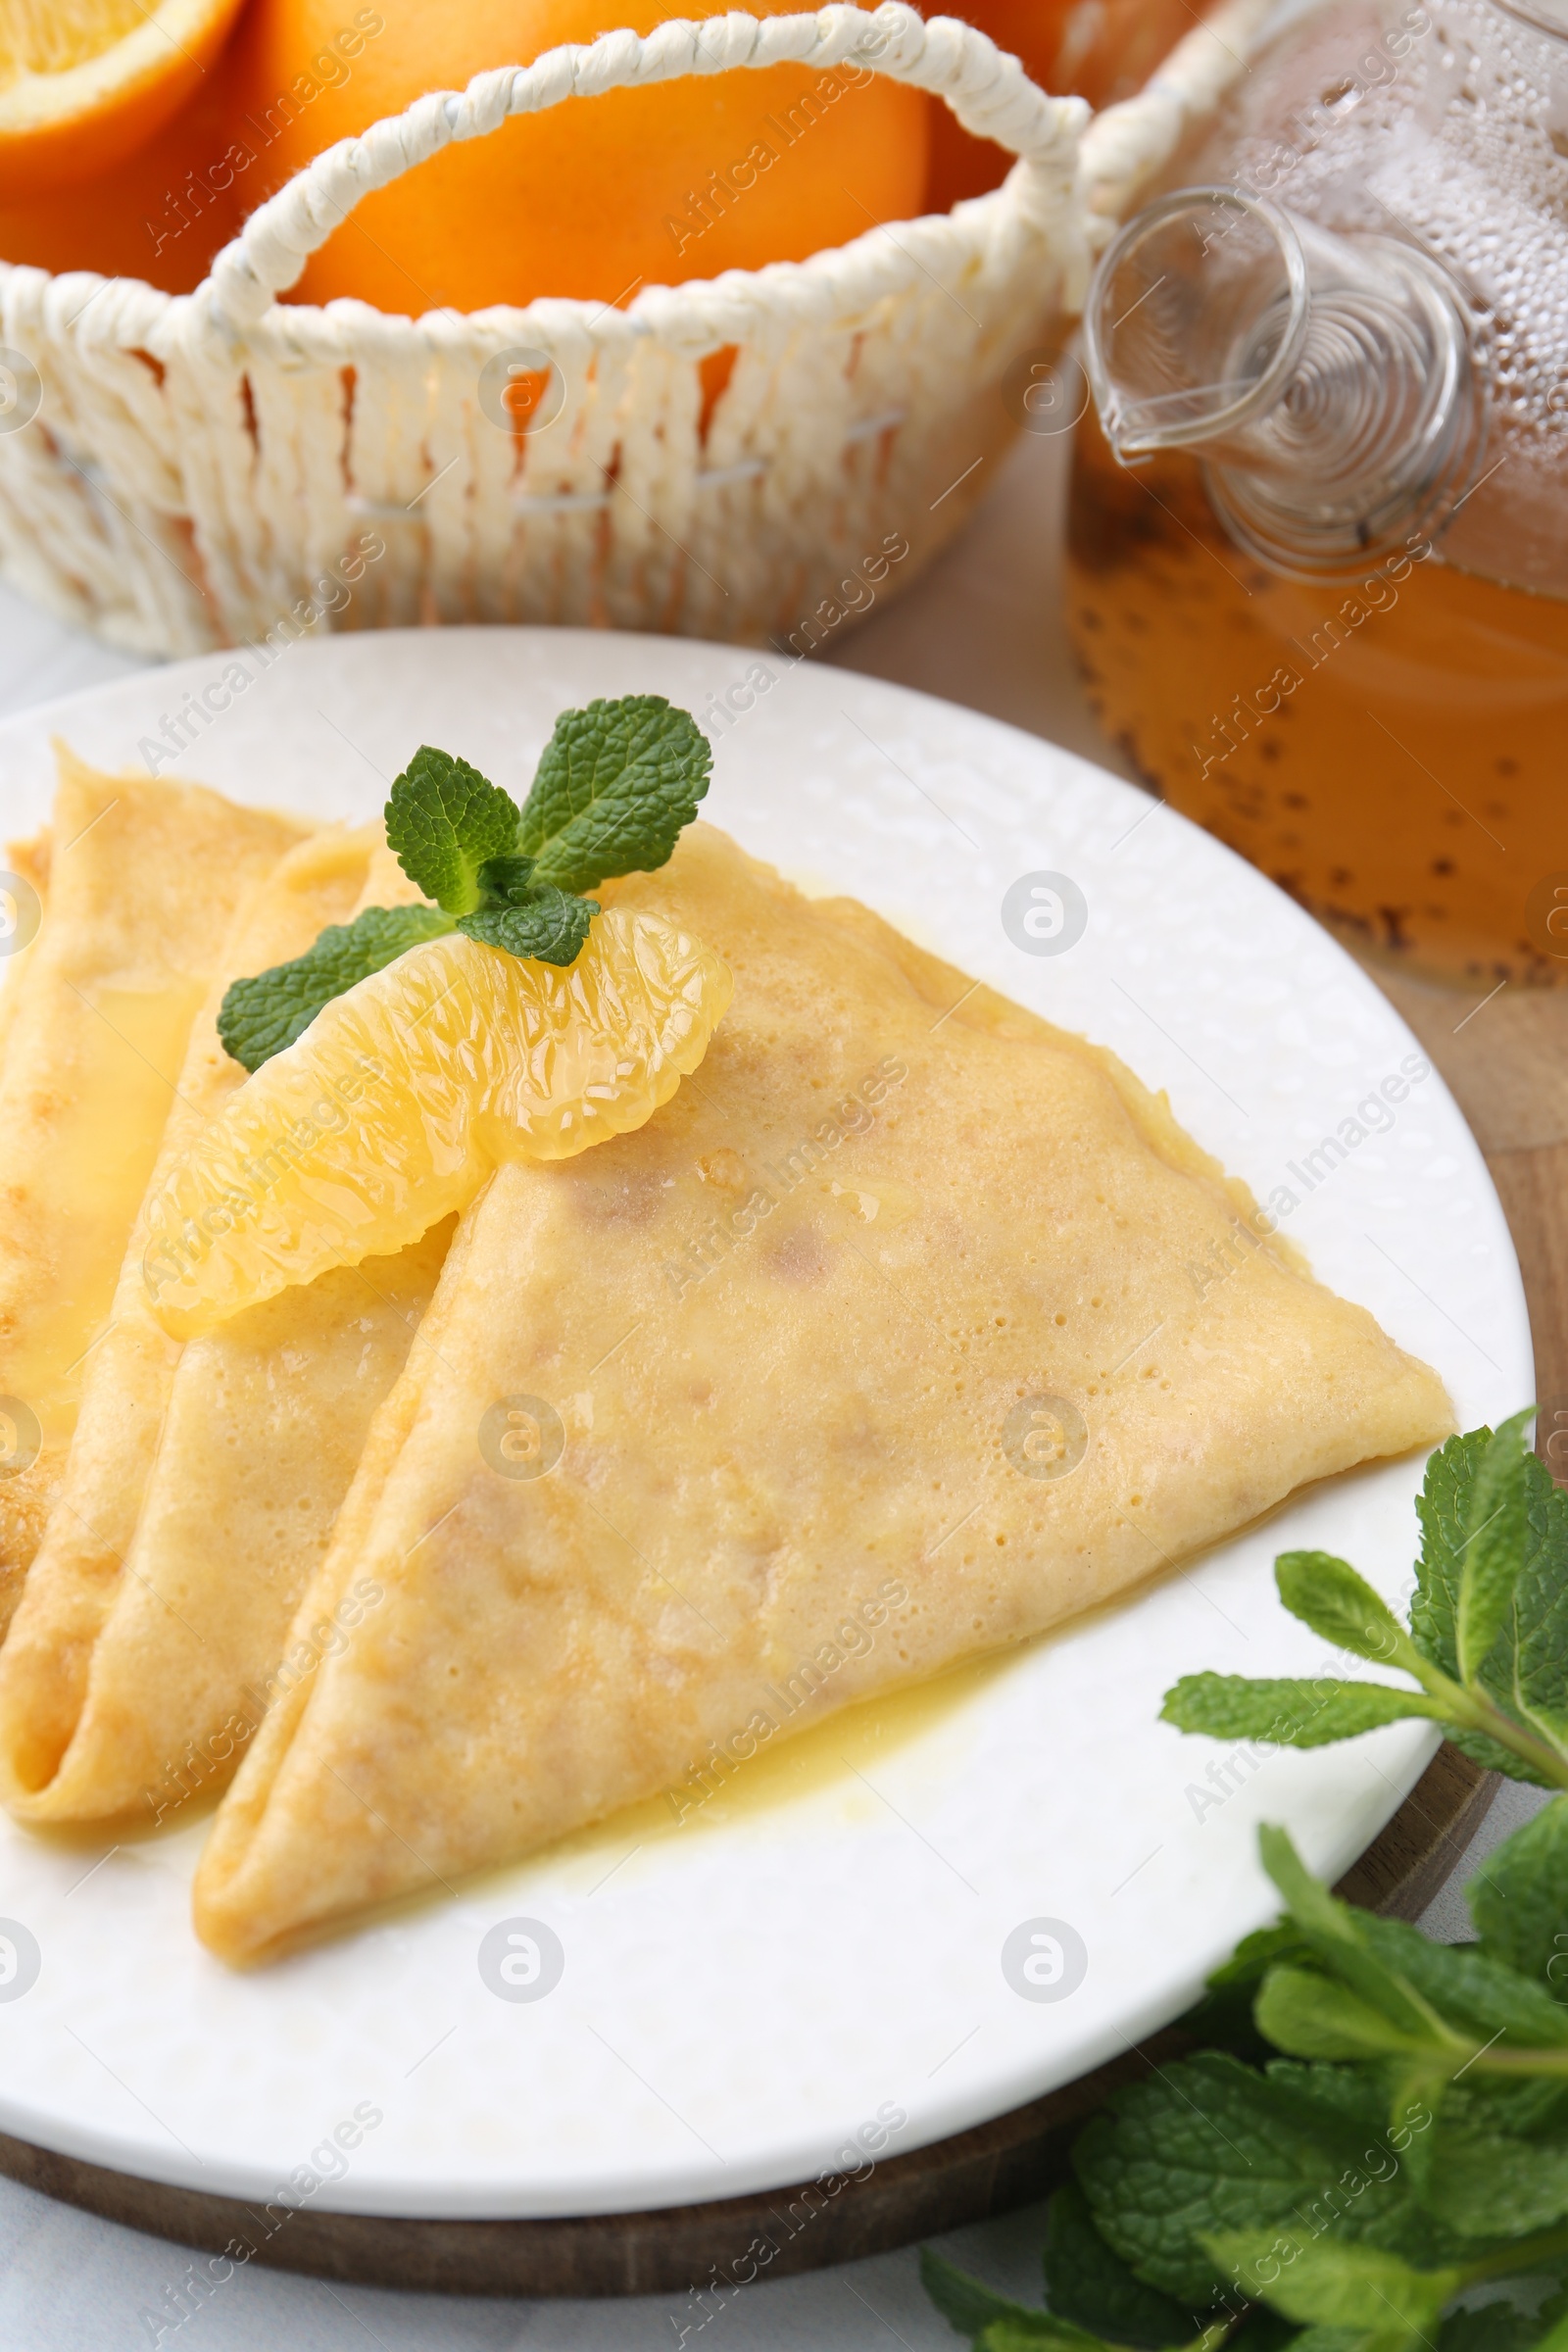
xmin=217 ymin=0 xmax=929 ymax=314
xmin=0 ymin=55 xmax=247 ymax=291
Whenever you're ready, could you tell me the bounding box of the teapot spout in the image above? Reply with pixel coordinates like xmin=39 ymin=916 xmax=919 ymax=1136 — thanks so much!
xmin=1082 ymin=187 xmax=1482 ymax=578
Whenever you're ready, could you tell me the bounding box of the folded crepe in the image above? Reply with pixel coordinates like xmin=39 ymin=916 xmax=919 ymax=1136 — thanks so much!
xmin=192 ymin=823 xmax=1451 ymax=1963
xmin=0 ymin=829 xmax=454 ymax=1822
xmin=0 ymin=753 xmax=308 ymax=1621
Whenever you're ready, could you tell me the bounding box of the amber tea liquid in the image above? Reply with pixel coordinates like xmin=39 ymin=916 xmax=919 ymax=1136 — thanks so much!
xmin=1068 ymin=412 xmax=1568 ymax=987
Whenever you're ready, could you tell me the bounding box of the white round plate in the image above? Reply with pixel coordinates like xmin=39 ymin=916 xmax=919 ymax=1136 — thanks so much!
xmin=0 ymin=628 xmax=1531 ymax=2220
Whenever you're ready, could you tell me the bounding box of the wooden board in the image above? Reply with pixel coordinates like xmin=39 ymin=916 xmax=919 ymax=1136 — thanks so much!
xmin=0 ymin=949 xmax=1533 ymax=2300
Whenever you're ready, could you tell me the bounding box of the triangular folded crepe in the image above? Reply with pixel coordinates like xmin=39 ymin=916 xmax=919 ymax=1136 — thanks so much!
xmin=0 ymin=833 xmax=454 ymax=1822
xmin=0 ymin=754 xmax=307 ymax=1621
xmin=193 ymin=825 xmax=1450 ymax=1963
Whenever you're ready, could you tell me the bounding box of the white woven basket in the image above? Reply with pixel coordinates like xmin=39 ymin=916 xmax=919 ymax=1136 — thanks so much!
xmin=0 ymin=0 xmax=1268 ymax=659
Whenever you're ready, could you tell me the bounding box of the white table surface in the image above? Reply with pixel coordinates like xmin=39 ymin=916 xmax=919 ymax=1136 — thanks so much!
xmin=0 ymin=423 xmax=1540 ymax=2350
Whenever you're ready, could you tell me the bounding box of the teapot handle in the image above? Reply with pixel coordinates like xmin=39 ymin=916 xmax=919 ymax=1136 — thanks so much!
xmin=193 ymin=2 xmax=1087 ymax=333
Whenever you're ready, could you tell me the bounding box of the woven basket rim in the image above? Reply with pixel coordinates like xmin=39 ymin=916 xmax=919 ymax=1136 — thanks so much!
xmin=6 ymin=172 xmax=1050 ymax=364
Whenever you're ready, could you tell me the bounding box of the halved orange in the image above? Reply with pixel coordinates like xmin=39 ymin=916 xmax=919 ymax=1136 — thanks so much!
xmin=0 ymin=0 xmax=247 ymax=195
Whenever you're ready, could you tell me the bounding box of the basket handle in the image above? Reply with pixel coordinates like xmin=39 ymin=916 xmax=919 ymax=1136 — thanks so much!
xmin=1078 ymin=0 xmax=1278 ymax=226
xmin=194 ymin=1 xmax=1086 ymax=331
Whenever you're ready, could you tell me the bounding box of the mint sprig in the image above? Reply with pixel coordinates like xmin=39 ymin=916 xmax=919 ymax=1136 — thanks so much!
xmin=924 ymin=1416 xmax=1568 ymax=2352
xmin=218 ymin=904 xmax=453 ymax=1073
xmin=1161 ymin=1417 xmax=1568 ymax=1791
xmin=220 ymin=695 xmax=710 ymax=1070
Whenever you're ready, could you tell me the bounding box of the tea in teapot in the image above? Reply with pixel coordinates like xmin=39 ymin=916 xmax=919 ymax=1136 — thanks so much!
xmin=1069 ymin=0 xmax=1568 ymax=984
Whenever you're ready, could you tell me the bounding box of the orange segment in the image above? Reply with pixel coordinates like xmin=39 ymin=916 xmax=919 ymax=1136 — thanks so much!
xmin=141 ymin=910 xmax=732 ymax=1340
xmin=0 ymin=0 xmax=247 ymax=194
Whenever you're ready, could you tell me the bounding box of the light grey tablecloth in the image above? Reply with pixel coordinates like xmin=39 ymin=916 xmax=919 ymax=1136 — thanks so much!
xmin=0 ymin=426 xmax=1541 ymax=2350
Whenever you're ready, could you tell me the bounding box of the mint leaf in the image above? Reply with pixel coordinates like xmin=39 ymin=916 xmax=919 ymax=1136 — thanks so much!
xmin=1275 ymin=1552 xmax=1414 ymax=1670
xmin=920 ymin=2249 xmax=1060 ymax=2343
xmin=457 ymin=887 xmax=599 ymax=968
xmin=1161 ymin=1676 xmax=1439 ymax=1748
xmin=1208 ymin=1923 xmax=1319 ymax=1993
xmin=1469 ymin=1796 xmax=1568 ymax=1996
xmin=1413 ymin=1430 xmax=1486 ymax=1678
xmin=983 ymin=2326 xmax=1109 ymax=2352
xmin=1411 ymin=1429 xmax=1568 ymax=1786
xmin=1072 ymin=2052 xmax=1462 ymax=2308
xmin=1495 ymin=1473 xmax=1568 ymax=1761
xmin=1442 ymin=2312 xmax=1549 ymax=2352
xmin=386 ymin=746 xmax=520 ymax=914
xmin=1183 ymin=1924 xmax=1318 ymax=2058
xmin=1254 ymin=1968 xmax=1438 ymax=2062
xmin=1261 ymin=1828 xmax=1568 ymax=2053
xmin=1458 ymin=1412 xmax=1539 ymax=1684
xmin=217 ymin=903 xmax=455 ymax=1072
xmin=474 ymin=854 xmax=537 ymax=903
xmin=1421 ymin=2111 xmax=1568 ymax=2237
xmin=1201 ymin=2231 xmax=1458 ymax=2336
xmin=1044 ymin=2181 xmax=1195 ymax=2349
xmin=519 ymin=696 xmax=711 ymax=892
xmin=1259 ymin=1829 xmax=1463 ymax=2049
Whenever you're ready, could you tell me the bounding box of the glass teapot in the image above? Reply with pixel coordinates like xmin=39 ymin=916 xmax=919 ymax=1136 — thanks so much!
xmin=1068 ymin=0 xmax=1568 ymax=986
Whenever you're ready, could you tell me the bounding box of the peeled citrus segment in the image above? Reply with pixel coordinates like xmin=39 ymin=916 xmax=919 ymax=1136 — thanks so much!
xmin=0 ymin=0 xmax=246 ymax=194
xmin=141 ymin=909 xmax=732 ymax=1340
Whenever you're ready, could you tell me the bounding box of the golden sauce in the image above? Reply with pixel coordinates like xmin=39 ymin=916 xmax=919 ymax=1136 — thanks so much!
xmin=8 ymin=978 xmax=205 ymax=1441
xmin=1067 ymin=411 xmax=1568 ymax=988
xmin=542 ymin=1644 xmax=1022 ymax=1889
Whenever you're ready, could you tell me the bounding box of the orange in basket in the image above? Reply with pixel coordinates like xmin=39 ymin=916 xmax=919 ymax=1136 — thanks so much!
xmin=218 ymin=0 xmax=929 ymax=313
xmin=0 ymin=0 xmax=247 ymax=195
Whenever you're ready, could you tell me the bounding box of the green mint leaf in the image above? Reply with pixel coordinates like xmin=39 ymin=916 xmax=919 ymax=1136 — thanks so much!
xmin=1412 ymin=1430 xmax=1566 ymax=1785
xmin=457 ymin=887 xmax=599 ymax=968
xmin=1496 ymin=1467 xmax=1568 ymax=1762
xmin=1260 ymin=1828 xmax=1568 ymax=2054
xmin=1182 ymin=1925 xmax=1318 ymax=2059
xmin=1073 ymin=2051 xmax=1466 ymax=2308
xmin=217 ymin=903 xmax=454 ymax=1072
xmin=1200 ymin=2232 xmax=1457 ymax=2339
xmin=1405 ymin=1431 xmax=1527 ymax=1780
xmin=1458 ymin=1410 xmax=1539 ymax=1684
xmin=1413 ymin=1430 xmax=1487 ymax=1679
xmin=1469 ymin=1795 xmax=1568 ymax=1997
xmin=1044 ymin=2181 xmax=1196 ymax=2349
xmin=1258 ymin=1829 xmax=1461 ymax=2047
xmin=386 ymin=746 xmax=520 ymax=914
xmin=1254 ymin=1967 xmax=1437 ymax=2062
xmin=920 ymin=2248 xmax=1059 ymax=2342
xmin=1419 ymin=2109 xmax=1568 ymax=2238
xmin=1275 ymin=1552 xmax=1417 ymax=1672
xmin=982 ymin=2325 xmax=1114 ymax=2352
xmin=474 ymin=853 xmax=538 ymax=904
xmin=1355 ymin=1912 xmax=1568 ymax=2050
xmin=1161 ymin=1675 xmax=1440 ymax=1748
xmin=518 ymin=695 xmax=711 ymax=893
xmin=1441 ymin=2311 xmax=1551 ymax=2352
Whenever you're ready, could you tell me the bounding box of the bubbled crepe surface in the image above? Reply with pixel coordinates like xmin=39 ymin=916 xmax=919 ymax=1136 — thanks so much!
xmin=0 ymin=827 xmax=454 ymax=1826
xmin=193 ymin=823 xmax=1450 ymax=1963
xmin=0 ymin=757 xmax=306 ymax=1623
